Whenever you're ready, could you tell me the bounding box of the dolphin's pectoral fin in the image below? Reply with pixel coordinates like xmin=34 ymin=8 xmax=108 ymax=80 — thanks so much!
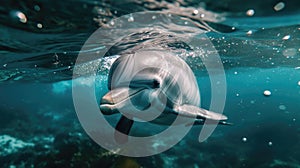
xmin=185 ymin=119 xmax=233 ymax=126
xmin=114 ymin=115 xmax=134 ymax=144
xmin=217 ymin=120 xmax=233 ymax=125
xmin=174 ymin=104 xmax=228 ymax=121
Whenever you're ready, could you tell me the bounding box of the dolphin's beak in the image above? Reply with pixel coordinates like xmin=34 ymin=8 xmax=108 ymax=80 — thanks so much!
xmin=100 ymin=87 xmax=147 ymax=115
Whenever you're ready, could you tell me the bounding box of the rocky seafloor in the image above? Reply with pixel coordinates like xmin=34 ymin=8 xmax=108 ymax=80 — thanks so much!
xmin=1 ymin=105 xmax=300 ymax=168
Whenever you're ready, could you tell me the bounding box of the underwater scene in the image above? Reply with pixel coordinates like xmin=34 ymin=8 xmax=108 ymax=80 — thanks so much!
xmin=1 ymin=0 xmax=300 ymax=167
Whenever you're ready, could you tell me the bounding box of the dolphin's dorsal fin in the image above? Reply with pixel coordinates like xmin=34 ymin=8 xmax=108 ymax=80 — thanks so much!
xmin=114 ymin=115 xmax=134 ymax=144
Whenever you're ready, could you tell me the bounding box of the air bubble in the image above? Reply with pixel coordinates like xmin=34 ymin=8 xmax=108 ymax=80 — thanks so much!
xmin=109 ymin=21 xmax=115 ymax=26
xmin=11 ymin=11 xmax=27 ymax=23
xmin=37 ymin=23 xmax=43 ymax=29
xmin=242 ymin=137 xmax=247 ymax=142
xmin=246 ymin=30 xmax=253 ymax=35
xmin=268 ymin=141 xmax=273 ymax=146
xmin=278 ymin=105 xmax=286 ymax=110
xmin=246 ymin=9 xmax=255 ymax=16
xmin=282 ymin=35 xmax=290 ymax=40
xmin=128 ymin=16 xmax=134 ymax=22
xmin=274 ymin=2 xmax=285 ymax=11
xmin=263 ymin=90 xmax=271 ymax=96
xmin=34 ymin=5 xmax=41 ymax=11
xmin=193 ymin=10 xmax=199 ymax=15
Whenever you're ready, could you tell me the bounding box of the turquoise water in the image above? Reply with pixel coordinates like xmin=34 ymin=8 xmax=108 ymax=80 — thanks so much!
xmin=1 ymin=0 xmax=300 ymax=167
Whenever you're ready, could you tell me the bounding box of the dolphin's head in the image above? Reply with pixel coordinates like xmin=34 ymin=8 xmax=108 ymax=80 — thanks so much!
xmin=100 ymin=66 xmax=165 ymax=116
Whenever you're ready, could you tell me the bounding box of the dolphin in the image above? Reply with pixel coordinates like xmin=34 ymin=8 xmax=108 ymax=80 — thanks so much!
xmin=100 ymin=49 xmax=230 ymax=143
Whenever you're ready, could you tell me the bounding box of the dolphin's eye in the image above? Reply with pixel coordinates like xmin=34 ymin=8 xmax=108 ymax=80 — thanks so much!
xmin=153 ymin=79 xmax=160 ymax=88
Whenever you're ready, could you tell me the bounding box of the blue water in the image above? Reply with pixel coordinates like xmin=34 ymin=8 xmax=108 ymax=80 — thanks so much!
xmin=1 ymin=0 xmax=300 ymax=167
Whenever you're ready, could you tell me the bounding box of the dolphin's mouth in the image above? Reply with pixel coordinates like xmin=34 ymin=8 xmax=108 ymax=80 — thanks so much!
xmin=100 ymin=87 xmax=147 ymax=115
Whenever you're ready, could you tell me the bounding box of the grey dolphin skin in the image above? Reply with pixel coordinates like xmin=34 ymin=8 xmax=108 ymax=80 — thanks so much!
xmin=100 ymin=49 xmax=230 ymax=143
